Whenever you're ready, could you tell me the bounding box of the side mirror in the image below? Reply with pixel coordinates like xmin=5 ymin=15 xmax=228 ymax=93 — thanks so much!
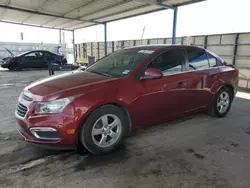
xmin=140 ymin=68 xmax=163 ymax=80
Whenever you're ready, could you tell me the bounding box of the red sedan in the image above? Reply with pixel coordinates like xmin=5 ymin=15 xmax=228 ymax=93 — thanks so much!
xmin=15 ymin=45 xmax=239 ymax=154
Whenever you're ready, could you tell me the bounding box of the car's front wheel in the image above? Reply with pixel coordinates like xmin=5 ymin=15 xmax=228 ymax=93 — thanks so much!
xmin=209 ymin=87 xmax=233 ymax=117
xmin=79 ymin=105 xmax=128 ymax=154
xmin=9 ymin=64 xmax=22 ymax=71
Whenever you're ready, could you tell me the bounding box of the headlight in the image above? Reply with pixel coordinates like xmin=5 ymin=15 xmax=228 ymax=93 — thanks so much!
xmin=35 ymin=97 xmax=75 ymax=114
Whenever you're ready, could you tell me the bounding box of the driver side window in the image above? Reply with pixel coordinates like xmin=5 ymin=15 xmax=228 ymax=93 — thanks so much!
xmin=147 ymin=49 xmax=184 ymax=76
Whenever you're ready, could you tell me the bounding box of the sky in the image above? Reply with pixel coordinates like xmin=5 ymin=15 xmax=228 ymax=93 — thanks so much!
xmin=0 ymin=0 xmax=249 ymax=45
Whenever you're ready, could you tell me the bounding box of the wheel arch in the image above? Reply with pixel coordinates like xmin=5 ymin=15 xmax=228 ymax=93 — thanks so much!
xmin=209 ymin=83 xmax=235 ymax=108
xmin=76 ymin=102 xmax=133 ymax=147
xmin=216 ymin=84 xmax=235 ymax=99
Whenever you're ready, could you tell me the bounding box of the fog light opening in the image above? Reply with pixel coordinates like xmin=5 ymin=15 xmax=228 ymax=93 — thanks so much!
xmin=29 ymin=127 xmax=60 ymax=141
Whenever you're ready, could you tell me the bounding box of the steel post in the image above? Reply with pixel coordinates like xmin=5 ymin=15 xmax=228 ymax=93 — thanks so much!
xmin=104 ymin=22 xmax=108 ymax=56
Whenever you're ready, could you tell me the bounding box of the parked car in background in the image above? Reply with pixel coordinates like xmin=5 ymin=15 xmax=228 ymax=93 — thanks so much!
xmin=1 ymin=48 xmax=67 ymax=71
xmin=15 ymin=45 xmax=239 ymax=154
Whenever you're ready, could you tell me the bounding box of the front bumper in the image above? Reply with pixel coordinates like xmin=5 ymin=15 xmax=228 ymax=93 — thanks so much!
xmin=1 ymin=63 xmax=9 ymax=68
xmin=16 ymin=112 xmax=80 ymax=148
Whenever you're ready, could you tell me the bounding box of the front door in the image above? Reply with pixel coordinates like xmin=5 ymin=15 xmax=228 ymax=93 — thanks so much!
xmin=130 ymin=48 xmax=191 ymax=128
xmin=22 ymin=52 xmax=44 ymax=68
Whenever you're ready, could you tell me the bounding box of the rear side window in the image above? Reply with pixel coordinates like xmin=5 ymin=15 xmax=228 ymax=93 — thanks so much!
xmin=186 ymin=49 xmax=209 ymax=70
xmin=207 ymin=53 xmax=217 ymax=67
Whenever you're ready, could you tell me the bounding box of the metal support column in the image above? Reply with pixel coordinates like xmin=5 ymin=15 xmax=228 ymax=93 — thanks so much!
xmin=204 ymin=35 xmax=208 ymax=49
xmin=152 ymin=3 xmax=178 ymax=45
xmin=103 ymin=22 xmax=108 ymax=56
xmin=72 ymin=30 xmax=76 ymax=64
xmin=172 ymin=7 xmax=178 ymax=44
xmin=233 ymin=33 xmax=239 ymax=65
xmin=59 ymin=29 xmax=62 ymax=45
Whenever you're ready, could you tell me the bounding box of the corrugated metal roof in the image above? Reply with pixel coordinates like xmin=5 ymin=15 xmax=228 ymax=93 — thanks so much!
xmin=0 ymin=0 xmax=206 ymax=30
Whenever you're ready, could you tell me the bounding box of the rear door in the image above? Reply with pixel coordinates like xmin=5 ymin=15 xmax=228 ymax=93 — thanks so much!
xmin=183 ymin=47 xmax=219 ymax=111
xmin=131 ymin=48 xmax=191 ymax=128
xmin=22 ymin=51 xmax=44 ymax=68
xmin=44 ymin=52 xmax=61 ymax=67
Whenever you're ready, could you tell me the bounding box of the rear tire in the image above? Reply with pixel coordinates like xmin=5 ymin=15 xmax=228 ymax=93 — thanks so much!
xmin=208 ymin=87 xmax=233 ymax=118
xmin=79 ymin=105 xmax=128 ymax=155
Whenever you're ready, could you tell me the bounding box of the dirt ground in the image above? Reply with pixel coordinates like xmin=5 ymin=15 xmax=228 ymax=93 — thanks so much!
xmin=0 ymin=69 xmax=250 ymax=188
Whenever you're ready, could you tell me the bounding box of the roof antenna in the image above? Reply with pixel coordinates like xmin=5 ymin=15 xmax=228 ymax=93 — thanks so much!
xmin=141 ymin=25 xmax=146 ymax=45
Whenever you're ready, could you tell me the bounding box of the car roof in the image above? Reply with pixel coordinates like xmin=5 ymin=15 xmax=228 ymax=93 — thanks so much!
xmin=124 ymin=44 xmax=205 ymax=51
xmin=27 ymin=50 xmax=53 ymax=53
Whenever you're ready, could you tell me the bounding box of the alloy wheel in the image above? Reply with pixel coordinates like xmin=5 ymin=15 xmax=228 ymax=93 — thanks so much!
xmin=91 ymin=114 xmax=122 ymax=148
xmin=217 ymin=91 xmax=230 ymax=114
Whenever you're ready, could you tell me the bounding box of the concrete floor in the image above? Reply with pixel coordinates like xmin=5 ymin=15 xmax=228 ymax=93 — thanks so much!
xmin=0 ymin=69 xmax=250 ymax=188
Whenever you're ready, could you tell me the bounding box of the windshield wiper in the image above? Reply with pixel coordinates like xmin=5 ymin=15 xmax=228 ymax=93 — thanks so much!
xmin=87 ymin=70 xmax=112 ymax=77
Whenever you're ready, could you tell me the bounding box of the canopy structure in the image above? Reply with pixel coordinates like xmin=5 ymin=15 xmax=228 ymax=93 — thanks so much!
xmin=0 ymin=0 xmax=206 ymax=61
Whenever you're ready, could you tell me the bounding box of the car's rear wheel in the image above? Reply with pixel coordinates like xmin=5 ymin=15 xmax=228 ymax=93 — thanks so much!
xmin=209 ymin=87 xmax=233 ymax=117
xmin=79 ymin=105 xmax=128 ymax=154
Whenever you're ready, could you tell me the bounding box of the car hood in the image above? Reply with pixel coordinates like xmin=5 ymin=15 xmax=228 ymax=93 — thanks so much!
xmin=4 ymin=47 xmax=14 ymax=57
xmin=25 ymin=70 xmax=117 ymax=100
xmin=2 ymin=57 xmax=13 ymax=61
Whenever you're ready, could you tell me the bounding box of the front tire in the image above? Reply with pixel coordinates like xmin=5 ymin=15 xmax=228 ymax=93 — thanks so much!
xmin=209 ymin=87 xmax=233 ymax=118
xmin=80 ymin=105 xmax=128 ymax=155
xmin=9 ymin=64 xmax=22 ymax=71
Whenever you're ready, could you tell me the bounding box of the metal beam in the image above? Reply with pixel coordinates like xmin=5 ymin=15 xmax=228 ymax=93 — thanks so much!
xmin=64 ymin=1 xmax=185 ymax=30
xmin=72 ymin=30 xmax=76 ymax=64
xmin=0 ymin=5 xmax=102 ymax=24
xmin=54 ymin=20 xmax=88 ymax=29
xmin=68 ymin=4 xmax=155 ymax=30
xmin=85 ymin=4 xmax=150 ymax=22
xmin=172 ymin=7 xmax=178 ymax=44
xmin=42 ymin=0 xmax=102 ymax=28
xmin=152 ymin=2 xmax=176 ymax=10
xmin=177 ymin=0 xmax=206 ymax=7
xmin=0 ymin=20 xmax=72 ymax=31
xmin=21 ymin=0 xmax=52 ymax=23
xmin=63 ymin=0 xmax=102 ymax=17
xmin=0 ymin=0 xmax=11 ymax=19
xmin=37 ymin=0 xmax=54 ymax=12
xmin=80 ymin=0 xmax=133 ymax=19
xmin=57 ymin=0 xmax=133 ymax=29
xmin=104 ymin=23 xmax=108 ymax=56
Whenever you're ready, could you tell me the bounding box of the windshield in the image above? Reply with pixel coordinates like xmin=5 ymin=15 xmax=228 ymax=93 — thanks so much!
xmin=86 ymin=49 xmax=154 ymax=78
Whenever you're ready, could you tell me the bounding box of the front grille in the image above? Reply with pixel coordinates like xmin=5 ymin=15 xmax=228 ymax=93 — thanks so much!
xmin=22 ymin=93 xmax=33 ymax=102
xmin=16 ymin=103 xmax=28 ymax=117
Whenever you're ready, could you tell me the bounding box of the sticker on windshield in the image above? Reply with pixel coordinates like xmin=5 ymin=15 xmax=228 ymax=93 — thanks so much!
xmin=138 ymin=50 xmax=155 ymax=54
xmin=122 ymin=70 xmax=131 ymax=74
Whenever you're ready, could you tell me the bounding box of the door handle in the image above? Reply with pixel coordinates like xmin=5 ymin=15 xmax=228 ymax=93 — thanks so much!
xmin=211 ymin=75 xmax=218 ymax=81
xmin=178 ymin=81 xmax=187 ymax=88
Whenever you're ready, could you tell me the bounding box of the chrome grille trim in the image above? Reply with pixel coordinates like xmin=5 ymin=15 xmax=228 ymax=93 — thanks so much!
xmin=22 ymin=93 xmax=33 ymax=102
xmin=15 ymin=91 xmax=33 ymax=119
xmin=16 ymin=103 xmax=28 ymax=117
